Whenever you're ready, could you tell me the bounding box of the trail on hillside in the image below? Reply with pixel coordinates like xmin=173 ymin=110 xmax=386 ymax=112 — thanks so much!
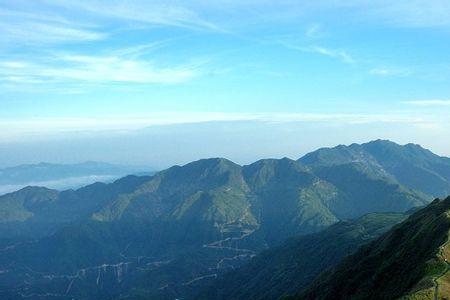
xmin=434 ymin=238 xmax=450 ymax=300
xmin=180 ymin=205 xmax=259 ymax=285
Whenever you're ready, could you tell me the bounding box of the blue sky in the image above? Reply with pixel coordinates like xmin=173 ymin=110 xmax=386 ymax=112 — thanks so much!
xmin=0 ymin=1 xmax=450 ymax=167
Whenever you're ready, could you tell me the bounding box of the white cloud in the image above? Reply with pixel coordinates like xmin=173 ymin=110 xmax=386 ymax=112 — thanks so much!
xmin=0 ymin=21 xmax=106 ymax=44
xmin=0 ymin=52 xmax=203 ymax=85
xmin=47 ymin=0 xmax=226 ymax=32
xmin=369 ymin=67 xmax=412 ymax=77
xmin=363 ymin=0 xmax=450 ymax=28
xmin=283 ymin=43 xmax=355 ymax=64
xmin=0 ymin=111 xmax=441 ymax=142
xmin=283 ymin=1 xmax=450 ymax=29
xmin=309 ymin=46 xmax=355 ymax=64
xmin=0 ymin=7 xmax=106 ymax=45
xmin=0 ymin=3 xmax=207 ymax=87
xmin=0 ymin=61 xmax=28 ymax=69
xmin=111 ymin=41 xmax=173 ymax=58
xmin=403 ymin=100 xmax=450 ymax=106
xmin=305 ymin=23 xmax=323 ymax=38
xmin=0 ymin=7 xmax=89 ymax=27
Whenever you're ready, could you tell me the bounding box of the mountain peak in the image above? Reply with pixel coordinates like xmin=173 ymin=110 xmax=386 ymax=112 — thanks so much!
xmin=363 ymin=138 xmax=396 ymax=145
xmin=362 ymin=139 xmax=434 ymax=156
xmin=299 ymin=140 xmax=450 ymax=197
xmin=180 ymin=157 xmax=240 ymax=173
xmin=244 ymin=157 xmax=307 ymax=176
xmin=151 ymin=157 xmax=244 ymax=194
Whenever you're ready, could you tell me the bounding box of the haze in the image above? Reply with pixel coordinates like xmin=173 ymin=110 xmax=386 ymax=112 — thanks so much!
xmin=1 ymin=0 xmax=449 ymax=168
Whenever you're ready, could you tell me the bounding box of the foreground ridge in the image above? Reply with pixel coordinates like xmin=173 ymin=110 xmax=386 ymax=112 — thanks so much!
xmin=296 ymin=197 xmax=450 ymax=300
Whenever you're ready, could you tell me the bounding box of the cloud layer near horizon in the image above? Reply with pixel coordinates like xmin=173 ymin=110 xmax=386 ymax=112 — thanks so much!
xmin=0 ymin=111 xmax=447 ymax=141
xmin=0 ymin=118 xmax=448 ymax=170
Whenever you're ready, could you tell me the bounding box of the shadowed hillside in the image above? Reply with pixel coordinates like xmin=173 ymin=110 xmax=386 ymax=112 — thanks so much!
xmin=0 ymin=149 xmax=429 ymax=299
xmin=296 ymin=196 xmax=450 ymax=300
xmin=194 ymin=212 xmax=409 ymax=300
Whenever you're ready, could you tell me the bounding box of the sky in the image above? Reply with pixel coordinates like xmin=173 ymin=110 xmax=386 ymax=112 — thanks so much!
xmin=0 ymin=0 xmax=450 ymax=168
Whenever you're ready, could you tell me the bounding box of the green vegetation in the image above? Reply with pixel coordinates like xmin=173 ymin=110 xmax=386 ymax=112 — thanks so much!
xmin=195 ymin=212 xmax=408 ymax=300
xmin=296 ymin=197 xmax=450 ymax=300
xmin=300 ymin=140 xmax=450 ymax=198
xmin=0 ymin=140 xmax=446 ymax=299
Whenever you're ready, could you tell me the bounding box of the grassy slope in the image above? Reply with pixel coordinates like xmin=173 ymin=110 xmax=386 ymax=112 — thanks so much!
xmin=296 ymin=197 xmax=450 ymax=300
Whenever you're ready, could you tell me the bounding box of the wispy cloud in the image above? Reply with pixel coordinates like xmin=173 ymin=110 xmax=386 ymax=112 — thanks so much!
xmin=0 ymin=3 xmax=213 ymax=88
xmin=283 ymin=43 xmax=356 ymax=64
xmin=290 ymin=1 xmax=450 ymax=29
xmin=403 ymin=100 xmax=450 ymax=106
xmin=0 ymin=21 xmax=106 ymax=44
xmin=369 ymin=67 xmax=412 ymax=77
xmin=308 ymin=46 xmax=355 ymax=64
xmin=48 ymin=0 xmax=226 ymax=32
xmin=0 ymin=7 xmax=90 ymax=26
xmin=111 ymin=41 xmax=174 ymax=59
xmin=363 ymin=1 xmax=450 ymax=28
xmin=305 ymin=23 xmax=323 ymax=38
xmin=0 ymin=51 xmax=204 ymax=85
xmin=0 ymin=7 xmax=106 ymax=45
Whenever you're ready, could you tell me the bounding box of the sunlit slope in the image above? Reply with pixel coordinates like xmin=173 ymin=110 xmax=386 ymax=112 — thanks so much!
xmin=300 ymin=140 xmax=450 ymax=198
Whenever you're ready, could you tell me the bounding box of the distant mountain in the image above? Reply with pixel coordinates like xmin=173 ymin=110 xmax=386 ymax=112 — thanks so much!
xmin=195 ymin=211 xmax=409 ymax=300
xmin=0 ymin=175 xmax=151 ymax=240
xmin=300 ymin=139 xmax=450 ymax=198
xmin=0 ymin=153 xmax=428 ymax=299
xmin=0 ymin=161 xmax=152 ymax=195
xmin=296 ymin=196 xmax=450 ymax=300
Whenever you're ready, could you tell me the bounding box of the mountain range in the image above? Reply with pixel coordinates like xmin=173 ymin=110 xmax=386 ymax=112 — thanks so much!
xmin=0 ymin=140 xmax=449 ymax=299
xmin=300 ymin=139 xmax=450 ymax=198
xmin=0 ymin=161 xmax=152 ymax=196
